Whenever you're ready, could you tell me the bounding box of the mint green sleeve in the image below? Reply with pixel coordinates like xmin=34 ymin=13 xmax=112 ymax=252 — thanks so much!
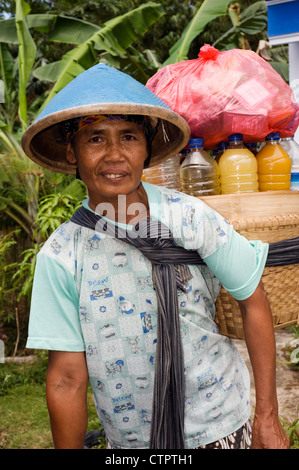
xmin=26 ymin=252 xmax=85 ymax=352
xmin=203 ymin=230 xmax=269 ymax=301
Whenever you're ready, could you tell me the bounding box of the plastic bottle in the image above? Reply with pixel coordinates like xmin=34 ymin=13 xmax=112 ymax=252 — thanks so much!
xmin=218 ymin=133 xmax=259 ymax=194
xmin=256 ymin=132 xmax=291 ymax=191
xmin=179 ymin=147 xmax=190 ymax=165
xmin=212 ymin=150 xmax=219 ymax=160
xmin=280 ymin=135 xmax=299 ymax=191
xmin=245 ymin=143 xmax=258 ymax=155
xmin=143 ymin=154 xmax=181 ymax=190
xmin=215 ymin=141 xmax=228 ymax=163
xmin=180 ymin=138 xmax=220 ymax=196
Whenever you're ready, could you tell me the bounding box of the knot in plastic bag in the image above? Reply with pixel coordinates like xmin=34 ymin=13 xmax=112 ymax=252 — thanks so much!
xmin=198 ymin=44 xmax=219 ymax=61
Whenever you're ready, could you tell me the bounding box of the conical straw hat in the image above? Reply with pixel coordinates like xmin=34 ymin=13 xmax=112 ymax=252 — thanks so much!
xmin=21 ymin=64 xmax=190 ymax=174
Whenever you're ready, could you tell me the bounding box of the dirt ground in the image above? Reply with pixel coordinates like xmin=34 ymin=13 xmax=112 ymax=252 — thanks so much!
xmin=233 ymin=328 xmax=299 ymax=424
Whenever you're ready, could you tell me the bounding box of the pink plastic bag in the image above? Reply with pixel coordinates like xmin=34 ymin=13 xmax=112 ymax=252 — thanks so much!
xmin=146 ymin=44 xmax=299 ymax=149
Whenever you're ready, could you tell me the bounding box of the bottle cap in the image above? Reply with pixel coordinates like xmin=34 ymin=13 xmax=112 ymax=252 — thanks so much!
xmin=245 ymin=143 xmax=257 ymax=149
xmin=228 ymin=133 xmax=243 ymax=142
xmin=266 ymin=132 xmax=280 ymax=140
xmin=217 ymin=141 xmax=228 ymax=150
xmin=189 ymin=138 xmax=204 ymax=148
xmin=245 ymin=142 xmax=257 ymax=148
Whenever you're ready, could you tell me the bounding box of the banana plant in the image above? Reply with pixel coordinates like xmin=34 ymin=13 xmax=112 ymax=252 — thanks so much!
xmin=34 ymin=1 xmax=164 ymax=110
xmin=0 ymin=0 xmax=163 ymax=240
xmin=15 ymin=0 xmax=36 ymax=130
xmin=0 ymin=1 xmax=164 ymax=122
xmin=212 ymin=1 xmax=268 ymax=50
xmin=162 ymin=0 xmax=233 ymax=65
xmin=0 ymin=43 xmax=16 ymax=131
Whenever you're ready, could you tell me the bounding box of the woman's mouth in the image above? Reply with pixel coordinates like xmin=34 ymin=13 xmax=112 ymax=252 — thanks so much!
xmin=101 ymin=171 xmax=128 ymax=180
xmin=105 ymin=173 xmax=126 ymax=179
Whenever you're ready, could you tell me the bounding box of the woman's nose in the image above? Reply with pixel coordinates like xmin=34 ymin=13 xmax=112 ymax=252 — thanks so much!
xmin=105 ymin=140 xmax=125 ymax=160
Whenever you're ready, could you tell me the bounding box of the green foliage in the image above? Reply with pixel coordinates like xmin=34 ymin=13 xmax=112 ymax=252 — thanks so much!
xmin=281 ymin=325 xmax=299 ymax=370
xmin=34 ymin=190 xmax=84 ymax=239
xmin=0 ymin=0 xmax=163 ymax=309
xmin=164 ymin=0 xmax=233 ymax=65
xmin=0 ymin=229 xmax=18 ymax=258
xmin=37 ymin=2 xmax=164 ymax=107
xmin=0 ymin=357 xmax=104 ymax=449
xmin=288 ymin=325 xmax=299 ymax=339
xmin=0 ymin=230 xmax=18 ymax=297
xmin=8 ymin=244 xmax=39 ymax=301
xmin=3 ymin=181 xmax=87 ymax=304
xmin=213 ymin=1 xmax=268 ymax=50
xmin=280 ymin=417 xmax=299 ymax=449
xmin=15 ymin=0 xmax=37 ymax=129
xmin=0 ymin=355 xmax=48 ymax=396
xmin=0 ymin=230 xmax=23 ymax=329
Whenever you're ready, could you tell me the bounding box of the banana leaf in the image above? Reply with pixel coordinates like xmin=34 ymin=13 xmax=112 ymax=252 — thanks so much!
xmin=46 ymin=15 xmax=99 ymax=43
xmin=100 ymin=46 xmax=161 ymax=84
xmin=0 ymin=79 xmax=3 ymax=104
xmin=0 ymin=14 xmax=98 ymax=43
xmin=15 ymin=0 xmax=36 ymax=129
xmin=163 ymin=0 xmax=233 ymax=66
xmin=0 ymin=43 xmax=14 ymax=105
xmin=213 ymin=1 xmax=267 ymax=49
xmin=0 ymin=18 xmax=19 ymax=44
xmin=32 ymin=60 xmax=61 ymax=83
xmin=269 ymin=61 xmax=289 ymax=83
xmin=38 ymin=2 xmax=164 ymax=112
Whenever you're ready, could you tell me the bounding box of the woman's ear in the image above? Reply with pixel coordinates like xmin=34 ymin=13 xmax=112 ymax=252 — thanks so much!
xmin=66 ymin=142 xmax=77 ymax=164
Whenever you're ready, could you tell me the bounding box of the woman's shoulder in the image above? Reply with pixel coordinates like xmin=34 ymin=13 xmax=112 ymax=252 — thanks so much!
xmin=39 ymin=220 xmax=83 ymax=263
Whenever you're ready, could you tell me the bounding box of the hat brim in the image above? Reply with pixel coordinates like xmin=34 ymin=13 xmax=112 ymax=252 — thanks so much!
xmin=21 ymin=103 xmax=190 ymax=174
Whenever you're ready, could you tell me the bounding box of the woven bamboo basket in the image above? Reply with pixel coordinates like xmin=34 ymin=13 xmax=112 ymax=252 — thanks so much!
xmin=200 ymin=191 xmax=299 ymax=339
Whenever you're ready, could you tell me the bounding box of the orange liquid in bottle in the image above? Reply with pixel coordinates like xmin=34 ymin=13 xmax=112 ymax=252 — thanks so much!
xmin=256 ymin=133 xmax=291 ymax=191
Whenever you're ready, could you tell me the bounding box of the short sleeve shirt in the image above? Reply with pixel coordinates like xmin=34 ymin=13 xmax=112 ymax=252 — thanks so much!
xmin=26 ymin=182 xmax=268 ymax=448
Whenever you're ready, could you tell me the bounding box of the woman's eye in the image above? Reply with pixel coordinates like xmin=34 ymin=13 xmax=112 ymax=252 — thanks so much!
xmin=89 ymin=136 xmax=102 ymax=143
xmin=124 ymin=134 xmax=136 ymax=141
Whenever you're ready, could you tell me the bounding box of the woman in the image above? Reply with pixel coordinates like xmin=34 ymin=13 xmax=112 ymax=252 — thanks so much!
xmin=22 ymin=64 xmax=289 ymax=450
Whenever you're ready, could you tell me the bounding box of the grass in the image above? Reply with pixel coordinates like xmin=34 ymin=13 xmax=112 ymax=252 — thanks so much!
xmin=0 ymin=383 xmax=53 ymax=449
xmin=0 ymin=355 xmax=105 ymax=449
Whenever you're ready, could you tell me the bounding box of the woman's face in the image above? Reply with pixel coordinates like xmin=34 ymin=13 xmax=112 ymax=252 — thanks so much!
xmin=66 ymin=119 xmax=148 ymax=213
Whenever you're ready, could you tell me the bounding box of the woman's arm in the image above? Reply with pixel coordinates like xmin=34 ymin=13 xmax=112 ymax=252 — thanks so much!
xmin=238 ymin=281 xmax=289 ymax=449
xmin=46 ymin=350 xmax=89 ymax=449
